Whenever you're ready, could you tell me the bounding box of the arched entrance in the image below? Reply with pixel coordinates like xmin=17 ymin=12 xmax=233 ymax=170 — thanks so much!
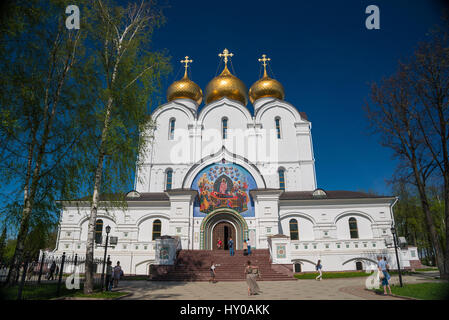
xmin=200 ymin=208 xmax=249 ymax=250
xmin=212 ymin=222 xmax=235 ymax=250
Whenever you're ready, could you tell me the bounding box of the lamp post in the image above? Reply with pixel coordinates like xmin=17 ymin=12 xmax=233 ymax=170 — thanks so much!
xmin=390 ymin=224 xmax=403 ymax=287
xmin=100 ymin=225 xmax=111 ymax=291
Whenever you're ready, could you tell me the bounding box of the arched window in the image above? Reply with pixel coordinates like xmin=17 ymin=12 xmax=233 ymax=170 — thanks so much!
xmin=278 ymin=168 xmax=285 ymax=191
xmin=168 ymin=118 xmax=175 ymax=140
xmin=165 ymin=169 xmax=173 ymax=190
xmin=275 ymin=117 xmax=281 ymax=139
xmin=349 ymin=217 xmax=359 ymax=239
xmin=152 ymin=219 xmax=162 ymax=240
xmin=355 ymin=261 xmax=363 ymax=271
xmin=222 ymin=117 xmax=228 ymax=139
xmin=289 ymin=219 xmax=299 ymax=240
xmin=95 ymin=219 xmax=103 ymax=244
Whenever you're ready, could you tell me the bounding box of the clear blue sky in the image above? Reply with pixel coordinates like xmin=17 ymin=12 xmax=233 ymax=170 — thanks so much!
xmin=147 ymin=0 xmax=446 ymax=195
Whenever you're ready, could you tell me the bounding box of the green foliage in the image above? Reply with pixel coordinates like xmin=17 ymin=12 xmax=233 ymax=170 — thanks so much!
xmin=393 ymin=181 xmax=445 ymax=265
xmin=73 ymin=0 xmax=171 ymax=208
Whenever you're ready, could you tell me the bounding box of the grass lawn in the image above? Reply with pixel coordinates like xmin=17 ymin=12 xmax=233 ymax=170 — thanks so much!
xmin=375 ymin=282 xmax=449 ymax=300
xmin=121 ymin=275 xmax=149 ymax=281
xmin=294 ymin=271 xmax=371 ymax=279
xmin=294 ymin=270 xmax=412 ymax=279
xmin=65 ymin=290 xmax=129 ymax=299
xmin=415 ymin=268 xmax=439 ymax=272
xmin=0 ymin=282 xmax=127 ymax=300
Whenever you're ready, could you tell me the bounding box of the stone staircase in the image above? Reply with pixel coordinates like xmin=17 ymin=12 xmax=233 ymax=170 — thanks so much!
xmin=149 ymin=249 xmax=294 ymax=281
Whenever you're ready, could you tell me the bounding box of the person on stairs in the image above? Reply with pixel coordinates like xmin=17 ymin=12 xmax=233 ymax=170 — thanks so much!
xmin=228 ymin=237 xmax=234 ymax=256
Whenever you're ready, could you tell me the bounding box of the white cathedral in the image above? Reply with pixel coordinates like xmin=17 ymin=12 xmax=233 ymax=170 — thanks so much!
xmin=52 ymin=49 xmax=420 ymax=275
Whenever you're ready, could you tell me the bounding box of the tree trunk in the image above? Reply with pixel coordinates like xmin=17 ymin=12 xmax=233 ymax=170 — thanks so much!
xmin=84 ymin=150 xmax=106 ymax=294
xmin=84 ymin=92 xmax=115 ymax=293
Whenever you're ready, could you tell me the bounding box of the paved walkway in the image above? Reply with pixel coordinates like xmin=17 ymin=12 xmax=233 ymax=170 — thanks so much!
xmin=116 ymin=274 xmax=439 ymax=300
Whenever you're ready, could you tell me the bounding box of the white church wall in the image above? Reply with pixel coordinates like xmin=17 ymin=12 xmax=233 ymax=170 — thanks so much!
xmin=335 ymin=214 xmax=373 ymax=239
xmin=280 ymin=215 xmax=315 ymax=241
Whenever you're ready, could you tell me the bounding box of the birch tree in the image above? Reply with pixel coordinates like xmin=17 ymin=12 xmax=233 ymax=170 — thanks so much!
xmin=0 ymin=0 xmax=94 ymax=284
xmin=80 ymin=0 xmax=170 ymax=293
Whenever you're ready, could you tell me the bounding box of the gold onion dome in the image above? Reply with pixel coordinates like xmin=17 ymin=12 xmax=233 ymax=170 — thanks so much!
xmin=167 ymin=56 xmax=203 ymax=105
xmin=249 ymin=54 xmax=285 ymax=104
xmin=205 ymin=49 xmax=248 ymax=106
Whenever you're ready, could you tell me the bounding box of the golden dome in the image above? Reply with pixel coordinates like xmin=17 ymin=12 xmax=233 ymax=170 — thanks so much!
xmin=205 ymin=65 xmax=248 ymax=105
xmin=249 ymin=54 xmax=285 ymax=104
xmin=167 ymin=56 xmax=203 ymax=105
xmin=205 ymin=49 xmax=248 ymax=106
xmin=249 ymin=74 xmax=285 ymax=104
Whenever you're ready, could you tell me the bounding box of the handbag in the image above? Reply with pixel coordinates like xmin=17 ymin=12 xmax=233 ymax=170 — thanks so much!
xmin=378 ymin=270 xmax=384 ymax=280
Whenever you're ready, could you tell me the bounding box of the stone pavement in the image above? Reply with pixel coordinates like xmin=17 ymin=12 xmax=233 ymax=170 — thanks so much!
xmin=116 ymin=274 xmax=439 ymax=300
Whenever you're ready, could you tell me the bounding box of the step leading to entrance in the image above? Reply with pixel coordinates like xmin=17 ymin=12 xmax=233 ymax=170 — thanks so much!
xmin=150 ymin=249 xmax=295 ymax=281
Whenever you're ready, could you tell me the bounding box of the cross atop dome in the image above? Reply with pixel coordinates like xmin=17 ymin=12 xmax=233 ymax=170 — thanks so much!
xmin=180 ymin=56 xmax=193 ymax=78
xmin=218 ymin=48 xmax=234 ymax=67
xmin=258 ymin=54 xmax=271 ymax=77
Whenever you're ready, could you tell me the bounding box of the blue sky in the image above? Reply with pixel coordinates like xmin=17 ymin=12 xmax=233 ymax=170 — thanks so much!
xmin=148 ymin=0 xmax=445 ymax=195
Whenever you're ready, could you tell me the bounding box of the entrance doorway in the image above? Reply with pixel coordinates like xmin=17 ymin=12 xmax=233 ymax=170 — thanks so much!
xmin=212 ymin=222 xmax=235 ymax=250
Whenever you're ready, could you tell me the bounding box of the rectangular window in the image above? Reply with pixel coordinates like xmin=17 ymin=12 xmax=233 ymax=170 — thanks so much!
xmin=266 ymin=227 xmax=272 ymax=234
xmin=275 ymin=118 xmax=281 ymax=139
xmin=337 ymin=244 xmax=341 ymax=249
xmin=166 ymin=170 xmax=173 ymax=190
xmin=169 ymin=119 xmax=175 ymax=140
xmin=279 ymin=170 xmax=285 ymax=191
xmin=325 ymin=244 xmax=329 ymax=249
xmin=222 ymin=118 xmax=228 ymax=139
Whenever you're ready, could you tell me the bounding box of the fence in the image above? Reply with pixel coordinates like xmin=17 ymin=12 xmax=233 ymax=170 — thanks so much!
xmin=0 ymin=252 xmax=106 ymax=300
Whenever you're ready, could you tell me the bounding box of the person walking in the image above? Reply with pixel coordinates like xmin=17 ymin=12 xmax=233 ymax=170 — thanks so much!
xmin=228 ymin=237 xmax=234 ymax=256
xmin=315 ymin=259 xmax=323 ymax=281
xmin=245 ymin=261 xmax=261 ymax=296
xmin=247 ymin=239 xmax=251 ymax=256
xmin=243 ymin=240 xmax=248 ymax=256
xmin=113 ymin=261 xmax=123 ymax=288
xmin=377 ymin=256 xmax=392 ymax=295
xmin=47 ymin=261 xmax=56 ymax=280
xmin=217 ymin=238 xmax=222 ymax=250
xmin=105 ymin=260 xmax=113 ymax=291
xmin=209 ymin=261 xmax=217 ymax=283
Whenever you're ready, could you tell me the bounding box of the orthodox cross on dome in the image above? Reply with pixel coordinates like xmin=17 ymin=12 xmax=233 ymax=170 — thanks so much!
xmin=258 ymin=54 xmax=271 ymax=77
xmin=180 ymin=56 xmax=193 ymax=77
xmin=218 ymin=48 xmax=234 ymax=67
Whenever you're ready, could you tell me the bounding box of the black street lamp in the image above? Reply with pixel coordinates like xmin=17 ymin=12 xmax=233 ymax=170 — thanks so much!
xmin=390 ymin=224 xmax=403 ymax=287
xmin=100 ymin=225 xmax=111 ymax=291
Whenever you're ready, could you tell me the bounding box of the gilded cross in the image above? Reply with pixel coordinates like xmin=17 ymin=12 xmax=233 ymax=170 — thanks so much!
xmin=180 ymin=56 xmax=193 ymax=77
xmin=218 ymin=48 xmax=234 ymax=67
xmin=258 ymin=54 xmax=271 ymax=77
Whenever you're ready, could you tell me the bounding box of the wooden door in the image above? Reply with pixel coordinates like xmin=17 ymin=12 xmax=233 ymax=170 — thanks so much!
xmin=212 ymin=222 xmax=235 ymax=250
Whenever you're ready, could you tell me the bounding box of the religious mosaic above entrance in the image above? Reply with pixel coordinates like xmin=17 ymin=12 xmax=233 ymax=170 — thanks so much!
xmin=192 ymin=163 xmax=256 ymax=217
